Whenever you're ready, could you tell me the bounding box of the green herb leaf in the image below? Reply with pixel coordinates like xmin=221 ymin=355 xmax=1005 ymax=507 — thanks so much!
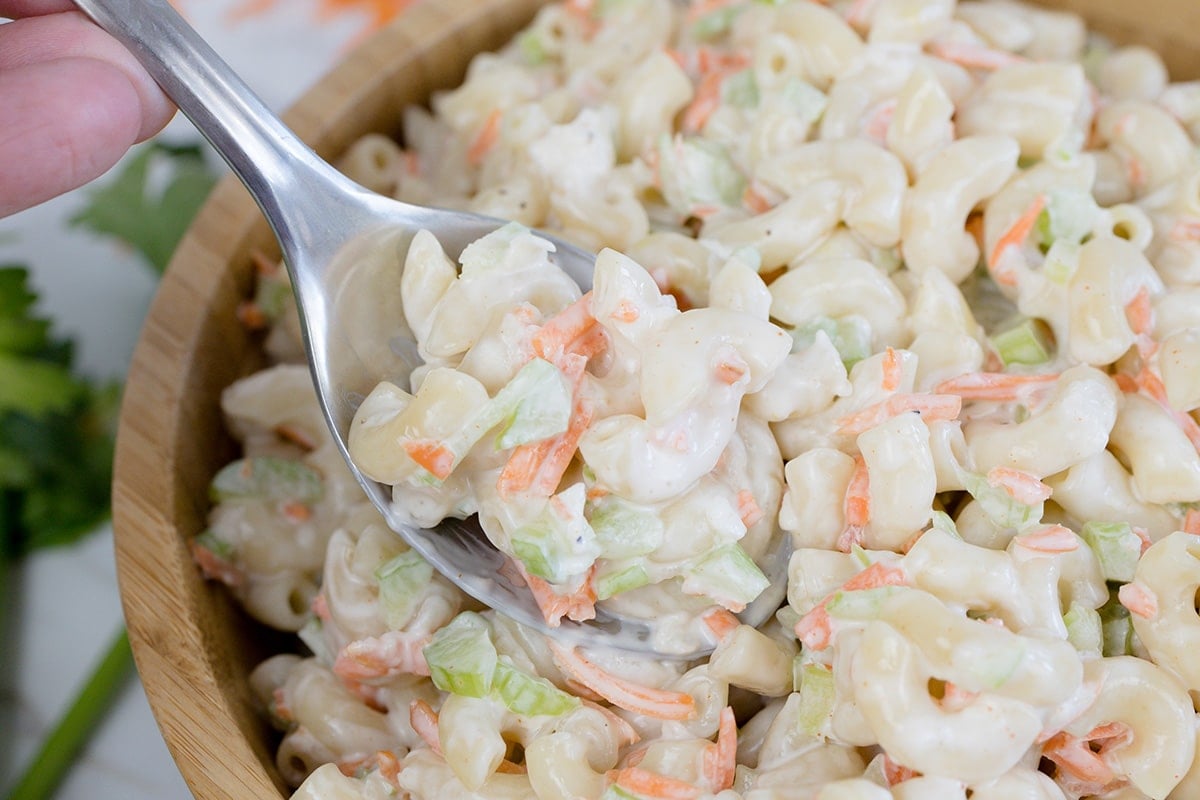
xmin=69 ymin=141 xmax=218 ymax=273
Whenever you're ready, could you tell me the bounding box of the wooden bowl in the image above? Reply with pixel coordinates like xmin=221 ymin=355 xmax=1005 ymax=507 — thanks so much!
xmin=112 ymin=1 xmax=1200 ymax=798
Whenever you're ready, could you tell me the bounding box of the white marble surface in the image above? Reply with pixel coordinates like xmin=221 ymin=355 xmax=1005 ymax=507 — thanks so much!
xmin=0 ymin=1 xmax=379 ymax=795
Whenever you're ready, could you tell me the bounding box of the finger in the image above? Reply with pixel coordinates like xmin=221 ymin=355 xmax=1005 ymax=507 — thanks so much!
xmin=0 ymin=0 xmax=75 ymax=17
xmin=0 ymin=12 xmax=175 ymax=141
xmin=0 ymin=57 xmax=145 ymax=217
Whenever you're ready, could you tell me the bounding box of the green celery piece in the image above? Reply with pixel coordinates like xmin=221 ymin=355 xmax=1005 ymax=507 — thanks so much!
xmin=511 ymin=486 xmax=600 ymax=584
xmin=721 ymin=69 xmax=760 ymax=108
xmin=1042 ymin=239 xmax=1081 ymax=285
xmin=681 ymin=543 xmax=769 ymax=609
xmin=4 ymin=627 xmax=133 ymax=800
xmin=490 ymin=358 xmax=572 ymax=450
xmin=589 ymin=495 xmax=664 ymax=559
xmin=492 ymin=661 xmax=579 ymax=717
xmin=1079 ymin=521 xmax=1142 ymax=583
xmin=600 ymin=786 xmax=642 ymax=800
xmin=929 ymin=510 xmax=962 ymax=540
xmin=375 ymin=549 xmax=435 ymax=629
xmin=70 ymin=142 xmax=217 ymax=273
xmin=1035 ymin=189 xmax=1097 ymax=250
xmin=824 ymin=586 xmax=903 ymax=621
xmin=423 ymin=611 xmax=499 ymax=697
xmin=791 ymin=316 xmax=871 ymax=370
xmin=656 ymin=134 xmax=747 ymax=215
xmin=955 ymin=464 xmax=1043 ymax=531
xmin=795 ymin=662 xmax=835 ymax=736
xmin=517 ymin=30 xmax=549 ymax=65
xmin=209 ymin=456 xmax=323 ymax=504
xmin=595 ymin=562 xmax=651 ymax=600
xmin=692 ymin=4 xmax=742 ymax=39
xmin=193 ymin=529 xmax=234 ymax=561
xmin=989 ymin=319 xmax=1053 ymax=367
xmin=1063 ymin=602 xmax=1103 ymax=655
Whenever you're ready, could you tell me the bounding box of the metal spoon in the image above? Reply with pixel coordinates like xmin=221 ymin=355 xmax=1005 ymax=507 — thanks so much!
xmin=75 ymin=0 xmax=790 ymax=657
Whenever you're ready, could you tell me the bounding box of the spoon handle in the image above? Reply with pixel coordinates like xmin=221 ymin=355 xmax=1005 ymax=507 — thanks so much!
xmin=72 ymin=0 xmax=357 ymax=250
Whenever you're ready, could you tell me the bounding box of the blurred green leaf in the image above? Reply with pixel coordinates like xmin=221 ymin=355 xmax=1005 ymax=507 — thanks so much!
xmin=69 ymin=141 xmax=218 ymax=273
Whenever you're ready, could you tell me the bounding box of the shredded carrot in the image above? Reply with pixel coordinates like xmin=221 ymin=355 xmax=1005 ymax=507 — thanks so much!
xmin=933 ymin=371 xmax=1059 ymax=402
xmin=610 ymin=767 xmax=702 ymax=800
xmin=549 ymin=642 xmax=697 ymax=720
xmin=986 ymin=466 xmax=1053 ymax=505
xmin=702 ymin=608 xmax=741 ymax=642
xmin=1170 ymin=218 xmax=1200 ymax=241
xmin=498 ymin=391 xmax=595 ymax=499
xmin=376 ymin=750 xmax=402 ymax=787
xmin=715 ymin=358 xmax=748 ymax=385
xmin=881 ymin=347 xmax=902 ymax=392
xmin=271 ymin=687 xmax=294 ymax=723
xmin=794 ymin=562 xmax=908 ymax=650
xmin=702 ymin=706 xmax=738 ymax=792
xmin=467 ymin=108 xmax=504 ymax=167
xmin=334 ymin=631 xmax=433 ymax=682
xmin=519 ymin=561 xmax=597 ymax=626
xmin=1184 ymin=509 xmax=1200 ymax=535
xmin=835 ymin=392 xmax=962 ymax=436
xmin=882 ymin=754 xmax=918 ymax=786
xmin=863 ymin=99 xmax=896 ymax=144
xmin=682 ymin=69 xmax=726 ymax=134
xmin=1013 ymin=524 xmax=1079 ymax=554
xmin=841 ymin=455 xmax=871 ymax=549
xmin=736 ymin=489 xmax=764 ymax=528
xmin=1113 ymin=372 xmax=1139 ymax=393
xmin=281 ymin=500 xmax=311 ymax=523
xmin=1132 ymin=526 xmax=1153 ymax=554
xmin=403 ymin=439 xmax=456 ymax=481
xmin=742 ymin=182 xmax=775 ymax=215
xmin=236 ymin=301 xmax=268 ymax=330
xmin=928 ymin=39 xmax=1025 ymax=71
xmin=191 ymin=540 xmax=243 ymax=587
xmin=1118 ymin=581 xmax=1158 ymax=619
xmin=532 ymin=293 xmax=599 ymax=363
xmin=226 ymin=0 xmax=418 ymax=40
xmin=311 ymin=592 xmax=330 ymax=621
xmin=409 ymin=699 xmax=443 ymax=755
xmin=989 ymin=194 xmax=1046 ymax=283
xmin=275 ymin=423 xmax=317 ymax=450
xmin=1136 ymin=367 xmax=1200 ymax=453
xmin=1127 ymin=156 xmax=1146 ymax=190
xmin=1041 ymin=723 xmax=1132 ymax=794
xmin=1124 ymin=286 xmax=1154 ymax=336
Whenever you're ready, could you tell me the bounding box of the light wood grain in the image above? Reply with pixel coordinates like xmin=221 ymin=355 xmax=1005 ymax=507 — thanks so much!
xmin=112 ymin=2 xmax=1200 ymax=798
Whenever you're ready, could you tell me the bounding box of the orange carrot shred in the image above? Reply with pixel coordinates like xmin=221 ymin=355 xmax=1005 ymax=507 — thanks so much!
xmin=468 ymin=108 xmax=504 ymax=167
xmin=1118 ymin=582 xmax=1158 ymax=618
xmin=611 ymin=767 xmax=702 ymax=800
xmin=549 ymin=642 xmax=696 ymax=720
xmin=703 ymin=706 xmax=738 ymax=792
xmin=403 ymin=439 xmax=456 ymax=480
xmin=409 ymin=699 xmax=443 ymax=755
xmin=989 ymin=194 xmax=1046 ymax=279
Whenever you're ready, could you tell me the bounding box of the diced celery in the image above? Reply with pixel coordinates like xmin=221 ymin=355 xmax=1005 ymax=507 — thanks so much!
xmin=721 ymin=69 xmax=759 ymax=108
xmin=681 ymin=543 xmax=769 ymax=609
xmin=1099 ymin=593 xmax=1135 ymax=657
xmin=955 ymin=465 xmax=1043 ymax=531
xmin=1079 ymin=521 xmax=1142 ymax=583
xmin=1042 ymin=239 xmax=1081 ymax=285
xmin=656 ymin=134 xmax=747 ymax=215
xmin=600 ymin=786 xmax=641 ymax=800
xmin=989 ymin=318 xmax=1054 ymax=367
xmin=795 ymin=662 xmax=835 ymax=736
xmin=252 ymin=271 xmax=293 ymax=322
xmin=791 ymin=315 xmax=872 ymax=370
xmin=692 ymin=5 xmax=743 ymax=39
xmin=930 ymin=510 xmax=962 ymax=539
xmin=209 ymin=456 xmax=323 ymax=503
xmin=517 ymin=31 xmax=549 ymax=65
xmin=849 ymin=543 xmax=874 ymax=568
xmin=595 ymin=562 xmax=651 ymax=600
xmin=193 ymin=529 xmax=234 ymax=560
xmin=1063 ymin=602 xmax=1103 ymax=655
xmin=298 ymin=617 xmax=334 ymax=666
xmin=511 ymin=485 xmax=601 ymax=584
xmin=488 ymin=358 xmax=572 ymax=450
xmin=1035 ymin=189 xmax=1098 ymax=250
xmin=589 ymin=495 xmax=664 ymax=559
xmin=375 ymin=549 xmax=435 ymax=629
xmin=780 ymin=79 xmax=828 ymax=127
xmin=493 ymin=661 xmax=580 ymax=717
xmin=824 ymin=587 xmax=902 ymax=621
xmin=423 ymin=612 xmax=498 ymax=697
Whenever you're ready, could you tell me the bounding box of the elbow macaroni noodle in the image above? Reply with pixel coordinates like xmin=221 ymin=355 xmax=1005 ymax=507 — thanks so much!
xmin=192 ymin=1 xmax=1200 ymax=798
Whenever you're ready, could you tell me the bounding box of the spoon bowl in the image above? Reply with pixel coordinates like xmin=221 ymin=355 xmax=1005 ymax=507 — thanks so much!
xmin=76 ymin=0 xmax=789 ymax=657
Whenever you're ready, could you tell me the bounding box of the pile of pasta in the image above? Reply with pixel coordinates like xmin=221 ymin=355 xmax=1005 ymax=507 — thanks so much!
xmin=195 ymin=0 xmax=1200 ymax=798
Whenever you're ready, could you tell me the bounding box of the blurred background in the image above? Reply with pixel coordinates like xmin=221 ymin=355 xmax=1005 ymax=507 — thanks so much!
xmin=0 ymin=1 xmax=415 ymax=796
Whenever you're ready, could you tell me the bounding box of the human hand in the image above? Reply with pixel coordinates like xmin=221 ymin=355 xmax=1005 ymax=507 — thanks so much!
xmin=0 ymin=0 xmax=176 ymax=217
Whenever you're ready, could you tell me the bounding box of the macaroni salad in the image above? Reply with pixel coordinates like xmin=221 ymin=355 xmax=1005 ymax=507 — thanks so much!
xmin=195 ymin=0 xmax=1200 ymax=798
